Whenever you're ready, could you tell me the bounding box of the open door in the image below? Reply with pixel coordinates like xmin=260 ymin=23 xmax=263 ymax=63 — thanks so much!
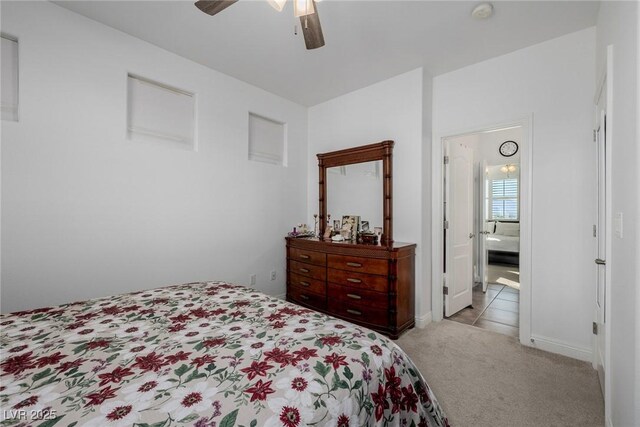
xmin=444 ymin=140 xmax=474 ymax=317
xmin=594 ymin=82 xmax=607 ymax=396
xmin=479 ymin=161 xmax=489 ymax=292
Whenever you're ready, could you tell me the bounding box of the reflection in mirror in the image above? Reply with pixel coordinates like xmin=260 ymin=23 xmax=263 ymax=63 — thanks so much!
xmin=326 ymin=160 xmax=383 ymax=233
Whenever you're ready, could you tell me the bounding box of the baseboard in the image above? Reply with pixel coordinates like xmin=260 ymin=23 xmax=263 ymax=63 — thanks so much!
xmin=529 ymin=334 xmax=592 ymax=362
xmin=415 ymin=311 xmax=433 ymax=328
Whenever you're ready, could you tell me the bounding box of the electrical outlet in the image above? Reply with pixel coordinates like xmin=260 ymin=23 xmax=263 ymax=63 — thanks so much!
xmin=270 ymin=270 xmax=276 ymax=281
xmin=250 ymin=274 xmax=256 ymax=286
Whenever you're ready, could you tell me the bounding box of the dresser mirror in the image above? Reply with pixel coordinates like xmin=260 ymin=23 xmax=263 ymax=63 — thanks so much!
xmin=318 ymin=141 xmax=394 ymax=246
xmin=326 ymin=160 xmax=383 ymax=233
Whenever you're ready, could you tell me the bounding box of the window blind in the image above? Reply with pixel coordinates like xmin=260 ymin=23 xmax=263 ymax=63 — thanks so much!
xmin=248 ymin=113 xmax=285 ymax=165
xmin=490 ymin=178 xmax=519 ymax=219
xmin=1 ymin=36 xmax=18 ymax=122
xmin=127 ymin=75 xmax=195 ymax=145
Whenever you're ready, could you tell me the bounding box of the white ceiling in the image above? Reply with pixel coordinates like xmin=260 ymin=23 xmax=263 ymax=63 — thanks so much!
xmin=54 ymin=0 xmax=600 ymax=106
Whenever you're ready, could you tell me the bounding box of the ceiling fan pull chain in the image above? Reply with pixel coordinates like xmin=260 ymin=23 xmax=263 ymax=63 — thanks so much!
xmin=294 ymin=24 xmax=298 ymax=35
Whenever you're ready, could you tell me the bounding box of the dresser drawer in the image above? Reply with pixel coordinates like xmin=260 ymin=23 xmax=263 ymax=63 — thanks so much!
xmin=328 ymin=283 xmax=388 ymax=310
xmin=327 ymin=254 xmax=388 ymax=276
xmin=289 ymin=272 xmax=326 ymax=296
xmin=288 ymin=285 xmax=327 ymax=310
xmin=327 ymin=298 xmax=388 ymax=328
xmin=289 ymin=247 xmax=326 ymax=266
xmin=289 ymin=260 xmax=326 ymax=281
xmin=327 ymin=268 xmax=388 ymax=293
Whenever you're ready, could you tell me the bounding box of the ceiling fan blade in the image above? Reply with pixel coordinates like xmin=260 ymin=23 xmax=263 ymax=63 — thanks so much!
xmin=194 ymin=0 xmax=239 ymax=16
xmin=299 ymin=6 xmax=325 ymax=49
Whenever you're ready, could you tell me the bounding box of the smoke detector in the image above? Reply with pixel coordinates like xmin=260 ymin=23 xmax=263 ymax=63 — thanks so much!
xmin=472 ymin=3 xmax=494 ymax=19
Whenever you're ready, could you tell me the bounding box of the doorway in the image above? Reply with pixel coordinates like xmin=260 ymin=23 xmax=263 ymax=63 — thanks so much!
xmin=432 ymin=117 xmax=532 ymax=344
xmin=443 ymin=128 xmax=523 ymax=337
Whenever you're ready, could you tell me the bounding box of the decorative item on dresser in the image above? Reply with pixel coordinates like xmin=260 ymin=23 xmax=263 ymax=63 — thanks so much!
xmin=286 ymin=141 xmax=416 ymax=339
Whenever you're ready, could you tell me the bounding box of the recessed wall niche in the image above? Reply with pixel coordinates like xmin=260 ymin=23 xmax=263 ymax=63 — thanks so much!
xmin=1 ymin=34 xmax=19 ymax=122
xmin=248 ymin=112 xmax=286 ymax=166
xmin=127 ymin=74 xmax=195 ymax=150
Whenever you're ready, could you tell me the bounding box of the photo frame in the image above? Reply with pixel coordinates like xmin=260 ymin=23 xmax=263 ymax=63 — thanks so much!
xmin=341 ymin=215 xmax=360 ymax=240
xmin=361 ymin=221 xmax=370 ymax=232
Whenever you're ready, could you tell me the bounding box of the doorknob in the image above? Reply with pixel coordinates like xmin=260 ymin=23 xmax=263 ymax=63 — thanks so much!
xmin=595 ymin=258 xmax=606 ymax=265
xmin=469 ymin=233 xmax=475 ymax=239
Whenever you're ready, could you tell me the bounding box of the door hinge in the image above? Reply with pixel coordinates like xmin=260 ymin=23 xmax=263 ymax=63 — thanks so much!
xmin=593 ymin=224 xmax=597 ymax=238
xmin=443 ymin=286 xmax=449 ymax=296
xmin=593 ymin=129 xmax=596 ymax=142
xmin=444 ymin=220 xmax=449 ymax=230
xmin=592 ymin=322 xmax=598 ymax=335
xmin=444 ymin=156 xmax=449 ymax=165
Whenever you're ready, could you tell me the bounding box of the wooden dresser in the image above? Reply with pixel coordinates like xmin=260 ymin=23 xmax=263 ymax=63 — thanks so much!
xmin=286 ymin=237 xmax=416 ymax=339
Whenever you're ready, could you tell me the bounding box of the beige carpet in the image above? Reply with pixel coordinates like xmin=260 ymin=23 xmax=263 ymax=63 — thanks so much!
xmin=397 ymin=320 xmax=604 ymax=427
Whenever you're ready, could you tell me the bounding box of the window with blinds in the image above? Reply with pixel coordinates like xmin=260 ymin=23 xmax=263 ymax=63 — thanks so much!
xmin=489 ymin=178 xmax=519 ymax=219
xmin=127 ymin=74 xmax=195 ymax=148
xmin=248 ymin=112 xmax=286 ymax=166
xmin=1 ymin=35 xmax=19 ymax=122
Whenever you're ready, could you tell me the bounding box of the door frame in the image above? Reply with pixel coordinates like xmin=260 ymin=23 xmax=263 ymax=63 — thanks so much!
xmin=431 ymin=116 xmax=533 ymax=345
xmin=479 ymin=160 xmax=489 ymax=293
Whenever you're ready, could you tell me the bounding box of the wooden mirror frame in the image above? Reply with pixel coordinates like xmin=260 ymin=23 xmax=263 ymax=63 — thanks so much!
xmin=318 ymin=140 xmax=394 ymax=247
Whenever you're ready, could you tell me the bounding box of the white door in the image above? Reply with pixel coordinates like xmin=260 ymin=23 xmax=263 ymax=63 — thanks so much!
xmin=445 ymin=140 xmax=474 ymax=317
xmin=479 ymin=162 xmax=489 ymax=292
xmin=594 ymin=85 xmax=607 ymax=395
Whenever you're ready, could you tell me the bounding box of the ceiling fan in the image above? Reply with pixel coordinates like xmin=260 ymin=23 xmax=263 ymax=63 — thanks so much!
xmin=194 ymin=0 xmax=325 ymax=50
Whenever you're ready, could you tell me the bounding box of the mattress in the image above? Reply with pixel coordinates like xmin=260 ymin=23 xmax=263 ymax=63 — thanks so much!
xmin=487 ymin=234 xmax=520 ymax=253
xmin=0 ymin=281 xmax=448 ymax=427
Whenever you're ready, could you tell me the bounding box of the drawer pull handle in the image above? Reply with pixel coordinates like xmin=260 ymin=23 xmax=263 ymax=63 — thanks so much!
xmin=346 ymin=262 xmax=362 ymax=268
xmin=299 ymin=268 xmax=310 ymax=273
xmin=346 ymin=309 xmax=362 ymax=316
xmin=299 ymin=254 xmax=310 ymax=259
xmin=346 ymin=278 xmax=362 ymax=284
xmin=346 ymin=293 xmax=362 ymax=300
xmin=299 ymin=281 xmax=311 ymax=287
xmin=300 ymin=294 xmax=310 ymax=300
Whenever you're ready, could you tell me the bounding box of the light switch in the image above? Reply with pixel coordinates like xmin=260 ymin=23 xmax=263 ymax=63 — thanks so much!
xmin=615 ymin=212 xmax=623 ymax=238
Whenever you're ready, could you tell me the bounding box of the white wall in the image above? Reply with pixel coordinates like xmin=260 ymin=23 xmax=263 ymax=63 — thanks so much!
xmin=307 ymin=69 xmax=428 ymax=323
xmin=595 ymin=2 xmax=639 ymax=425
xmin=0 ymin=1 xmax=308 ymax=312
xmin=433 ymin=28 xmax=597 ymax=358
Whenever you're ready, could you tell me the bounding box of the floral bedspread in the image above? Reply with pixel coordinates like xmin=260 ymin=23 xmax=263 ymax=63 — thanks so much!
xmin=0 ymin=281 xmax=448 ymax=427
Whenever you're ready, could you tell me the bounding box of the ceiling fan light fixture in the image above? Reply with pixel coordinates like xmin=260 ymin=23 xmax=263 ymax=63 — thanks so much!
xmin=268 ymin=0 xmax=287 ymax=12
xmin=500 ymin=164 xmax=517 ymax=175
xmin=294 ymin=0 xmax=315 ymax=17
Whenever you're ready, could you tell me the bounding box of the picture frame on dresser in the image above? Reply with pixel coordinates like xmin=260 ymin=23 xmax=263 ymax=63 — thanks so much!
xmin=340 ymin=215 xmax=360 ymax=241
xmin=286 ymin=141 xmax=416 ymax=339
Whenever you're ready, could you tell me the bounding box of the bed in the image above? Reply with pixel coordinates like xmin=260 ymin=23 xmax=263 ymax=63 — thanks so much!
xmin=486 ymin=221 xmax=520 ymax=265
xmin=0 ymin=281 xmax=448 ymax=427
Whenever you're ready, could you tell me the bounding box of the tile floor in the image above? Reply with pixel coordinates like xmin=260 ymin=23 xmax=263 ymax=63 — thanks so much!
xmin=448 ymin=264 xmax=520 ymax=337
